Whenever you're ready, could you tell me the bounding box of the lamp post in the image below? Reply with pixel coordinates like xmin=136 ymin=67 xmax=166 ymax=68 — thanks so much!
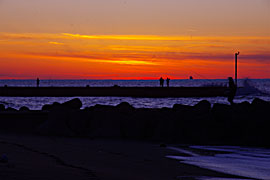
xmin=235 ymin=52 xmax=240 ymax=87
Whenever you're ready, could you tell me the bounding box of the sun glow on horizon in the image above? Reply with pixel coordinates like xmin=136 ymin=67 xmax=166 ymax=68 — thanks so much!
xmin=0 ymin=32 xmax=270 ymax=79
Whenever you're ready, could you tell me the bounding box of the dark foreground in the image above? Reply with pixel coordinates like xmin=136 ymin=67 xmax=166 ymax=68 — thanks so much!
xmin=1 ymin=97 xmax=270 ymax=146
xmin=1 ymin=134 xmax=250 ymax=180
xmin=0 ymin=86 xmax=228 ymax=97
xmin=0 ymin=98 xmax=270 ymax=180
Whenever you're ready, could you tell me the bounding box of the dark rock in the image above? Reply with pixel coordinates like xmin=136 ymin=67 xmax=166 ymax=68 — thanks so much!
xmin=68 ymin=110 xmax=89 ymax=136
xmin=211 ymin=103 xmax=232 ymax=120
xmin=62 ymin=98 xmax=82 ymax=109
xmin=88 ymin=109 xmax=122 ymax=138
xmin=42 ymin=104 xmax=52 ymax=111
xmin=6 ymin=107 xmax=17 ymax=112
xmin=173 ymin=104 xmax=192 ymax=111
xmin=93 ymin=104 xmax=115 ymax=109
xmin=37 ymin=106 xmax=74 ymax=136
xmin=239 ymin=101 xmax=251 ymax=106
xmin=194 ymin=100 xmax=211 ymax=113
xmin=252 ymin=98 xmax=270 ymax=107
xmin=52 ymin=102 xmax=61 ymax=106
xmin=232 ymin=101 xmax=251 ymax=113
xmin=211 ymin=103 xmax=233 ymax=127
xmin=0 ymin=104 xmax=5 ymax=111
xmin=251 ymin=98 xmax=270 ymax=120
xmin=19 ymin=106 xmax=30 ymax=111
xmin=116 ymin=102 xmax=134 ymax=111
xmin=42 ymin=102 xmax=61 ymax=111
xmin=50 ymin=102 xmax=62 ymax=110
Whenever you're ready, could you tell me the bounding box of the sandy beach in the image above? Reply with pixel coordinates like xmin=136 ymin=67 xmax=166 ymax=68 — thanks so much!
xmin=0 ymin=134 xmax=247 ymax=180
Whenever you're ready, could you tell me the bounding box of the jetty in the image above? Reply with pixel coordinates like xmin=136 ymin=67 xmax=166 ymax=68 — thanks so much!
xmin=0 ymin=86 xmax=229 ymax=97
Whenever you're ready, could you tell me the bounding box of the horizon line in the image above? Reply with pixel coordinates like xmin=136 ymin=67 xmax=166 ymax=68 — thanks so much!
xmin=1 ymin=78 xmax=270 ymax=80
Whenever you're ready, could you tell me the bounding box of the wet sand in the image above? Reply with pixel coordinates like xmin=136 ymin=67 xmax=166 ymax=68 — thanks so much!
xmin=0 ymin=134 xmax=248 ymax=180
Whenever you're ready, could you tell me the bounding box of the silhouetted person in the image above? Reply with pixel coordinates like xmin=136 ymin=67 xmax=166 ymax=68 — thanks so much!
xmin=37 ymin=78 xmax=40 ymax=87
xmin=159 ymin=77 xmax=164 ymax=87
xmin=228 ymin=77 xmax=236 ymax=105
xmin=166 ymin=77 xmax=170 ymax=87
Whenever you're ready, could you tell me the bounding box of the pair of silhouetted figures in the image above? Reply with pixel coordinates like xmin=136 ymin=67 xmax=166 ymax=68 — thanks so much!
xmin=159 ymin=77 xmax=170 ymax=87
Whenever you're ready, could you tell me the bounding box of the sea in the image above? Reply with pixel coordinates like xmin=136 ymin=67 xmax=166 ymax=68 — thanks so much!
xmin=167 ymin=145 xmax=270 ymax=180
xmin=0 ymin=79 xmax=270 ymax=110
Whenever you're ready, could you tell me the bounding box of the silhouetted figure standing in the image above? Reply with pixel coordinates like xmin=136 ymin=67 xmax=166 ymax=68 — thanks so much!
xmin=159 ymin=77 xmax=164 ymax=87
xmin=228 ymin=77 xmax=236 ymax=105
xmin=166 ymin=77 xmax=170 ymax=87
xmin=37 ymin=78 xmax=40 ymax=87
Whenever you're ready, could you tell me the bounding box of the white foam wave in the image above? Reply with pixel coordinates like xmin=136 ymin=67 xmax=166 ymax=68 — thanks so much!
xmin=167 ymin=146 xmax=270 ymax=180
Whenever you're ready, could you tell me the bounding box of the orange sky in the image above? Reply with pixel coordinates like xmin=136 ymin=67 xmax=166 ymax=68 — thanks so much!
xmin=0 ymin=0 xmax=270 ymax=79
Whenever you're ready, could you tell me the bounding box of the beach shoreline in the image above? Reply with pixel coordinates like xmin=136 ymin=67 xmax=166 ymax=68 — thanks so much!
xmin=0 ymin=133 xmax=251 ymax=180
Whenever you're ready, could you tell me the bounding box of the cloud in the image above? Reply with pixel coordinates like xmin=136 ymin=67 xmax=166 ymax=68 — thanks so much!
xmin=61 ymin=33 xmax=196 ymax=41
xmin=241 ymin=54 xmax=270 ymax=62
xmin=23 ymin=50 xmax=270 ymax=65
xmin=152 ymin=52 xmax=270 ymax=63
xmin=24 ymin=52 xmax=158 ymax=66
xmin=1 ymin=32 xmax=270 ymax=46
xmin=48 ymin=41 xmax=64 ymax=45
xmin=0 ymin=33 xmax=66 ymax=41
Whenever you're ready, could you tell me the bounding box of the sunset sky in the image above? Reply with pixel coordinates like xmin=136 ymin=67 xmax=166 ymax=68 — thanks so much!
xmin=0 ymin=0 xmax=269 ymax=79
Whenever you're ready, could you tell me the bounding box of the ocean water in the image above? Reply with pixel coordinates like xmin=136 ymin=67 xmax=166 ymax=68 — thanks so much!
xmin=167 ymin=146 xmax=270 ymax=180
xmin=0 ymin=79 xmax=270 ymax=110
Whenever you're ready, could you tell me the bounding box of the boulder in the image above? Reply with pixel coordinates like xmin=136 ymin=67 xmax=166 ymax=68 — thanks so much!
xmin=0 ymin=104 xmax=5 ymax=111
xmin=194 ymin=100 xmax=211 ymax=114
xmin=116 ymin=102 xmax=134 ymax=111
xmin=19 ymin=106 xmax=30 ymax=111
xmin=211 ymin=103 xmax=233 ymax=125
xmin=232 ymin=101 xmax=251 ymax=113
xmin=87 ymin=110 xmax=122 ymax=138
xmin=251 ymin=98 xmax=270 ymax=108
xmin=62 ymin=98 xmax=82 ymax=109
xmin=172 ymin=104 xmax=192 ymax=111
xmin=93 ymin=104 xmax=115 ymax=110
xmin=37 ymin=106 xmax=74 ymax=136
xmin=251 ymin=98 xmax=270 ymax=119
xmin=42 ymin=104 xmax=52 ymax=111
xmin=6 ymin=107 xmax=17 ymax=112
xmin=42 ymin=102 xmax=62 ymax=111
xmin=68 ymin=110 xmax=89 ymax=136
xmin=52 ymin=102 xmax=61 ymax=107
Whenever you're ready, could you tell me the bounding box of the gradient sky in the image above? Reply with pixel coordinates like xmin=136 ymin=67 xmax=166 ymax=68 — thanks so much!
xmin=0 ymin=0 xmax=270 ymax=79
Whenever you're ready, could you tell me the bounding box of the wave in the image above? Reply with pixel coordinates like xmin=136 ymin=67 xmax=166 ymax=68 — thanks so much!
xmin=236 ymin=78 xmax=270 ymax=96
xmin=167 ymin=146 xmax=270 ymax=180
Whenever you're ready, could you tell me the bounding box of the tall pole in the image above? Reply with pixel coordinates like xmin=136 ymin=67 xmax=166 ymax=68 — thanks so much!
xmin=235 ymin=52 xmax=240 ymax=87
